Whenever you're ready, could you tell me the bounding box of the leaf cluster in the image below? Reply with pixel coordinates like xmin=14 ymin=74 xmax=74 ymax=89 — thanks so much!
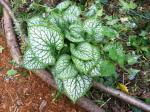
xmin=21 ymin=0 xmax=150 ymax=102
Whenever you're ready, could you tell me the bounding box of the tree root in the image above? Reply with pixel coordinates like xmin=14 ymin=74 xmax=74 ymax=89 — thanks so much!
xmin=1 ymin=0 xmax=150 ymax=112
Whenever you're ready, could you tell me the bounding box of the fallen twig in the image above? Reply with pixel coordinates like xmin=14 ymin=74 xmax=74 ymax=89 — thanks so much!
xmin=1 ymin=0 xmax=150 ymax=112
xmin=93 ymin=82 xmax=150 ymax=112
xmin=0 ymin=0 xmax=26 ymax=40
xmin=2 ymin=0 xmax=21 ymax=64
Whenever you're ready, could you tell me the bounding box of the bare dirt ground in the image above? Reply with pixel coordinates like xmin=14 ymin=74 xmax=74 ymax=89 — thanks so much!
xmin=0 ymin=34 xmax=85 ymax=112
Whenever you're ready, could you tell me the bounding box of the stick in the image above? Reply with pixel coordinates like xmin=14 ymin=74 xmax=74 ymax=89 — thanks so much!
xmin=0 ymin=0 xmax=26 ymax=40
xmin=2 ymin=0 xmax=21 ymax=64
xmin=93 ymin=82 xmax=150 ymax=112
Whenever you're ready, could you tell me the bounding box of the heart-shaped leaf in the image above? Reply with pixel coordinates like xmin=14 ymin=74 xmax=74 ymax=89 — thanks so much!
xmin=48 ymin=13 xmax=64 ymax=28
xmin=28 ymin=16 xmax=46 ymax=27
xmin=56 ymin=0 xmax=72 ymax=11
xmin=64 ymin=5 xmax=81 ymax=16
xmin=23 ymin=49 xmax=46 ymax=70
xmin=84 ymin=19 xmax=103 ymax=42
xmin=84 ymin=4 xmax=97 ymax=17
xmin=63 ymin=75 xmax=92 ymax=102
xmin=90 ymin=63 xmax=101 ymax=77
xmin=63 ymin=13 xmax=78 ymax=24
xmin=70 ymin=42 xmax=100 ymax=61
xmin=65 ymin=23 xmax=84 ymax=42
xmin=55 ymin=54 xmax=78 ymax=79
xmin=28 ymin=25 xmax=64 ymax=65
xmin=72 ymin=56 xmax=96 ymax=74
xmin=84 ymin=19 xmax=101 ymax=33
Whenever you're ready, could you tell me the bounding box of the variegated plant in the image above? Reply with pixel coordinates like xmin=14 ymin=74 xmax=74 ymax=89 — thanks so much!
xmin=23 ymin=0 xmax=104 ymax=102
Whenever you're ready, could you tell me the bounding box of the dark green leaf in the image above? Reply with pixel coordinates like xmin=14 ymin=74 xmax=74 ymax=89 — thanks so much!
xmin=100 ymin=60 xmax=116 ymax=76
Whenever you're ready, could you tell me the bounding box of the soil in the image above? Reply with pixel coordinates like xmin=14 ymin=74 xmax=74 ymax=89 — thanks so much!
xmin=0 ymin=34 xmax=85 ymax=112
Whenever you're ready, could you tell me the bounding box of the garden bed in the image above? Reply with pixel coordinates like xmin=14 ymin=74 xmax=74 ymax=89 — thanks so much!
xmin=1 ymin=0 xmax=150 ymax=112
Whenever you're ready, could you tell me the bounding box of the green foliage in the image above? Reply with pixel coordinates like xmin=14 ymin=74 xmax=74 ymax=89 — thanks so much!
xmin=119 ymin=0 xmax=137 ymax=12
xmin=128 ymin=68 xmax=140 ymax=80
xmin=7 ymin=69 xmax=17 ymax=76
xmin=23 ymin=1 xmax=105 ymax=102
xmin=100 ymin=60 xmax=116 ymax=76
xmin=63 ymin=75 xmax=92 ymax=102
xmin=21 ymin=0 xmax=150 ymax=102
xmin=104 ymin=43 xmax=126 ymax=67
xmin=127 ymin=52 xmax=140 ymax=65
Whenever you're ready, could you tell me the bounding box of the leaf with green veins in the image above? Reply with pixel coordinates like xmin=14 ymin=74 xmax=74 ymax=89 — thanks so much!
xmin=48 ymin=13 xmax=64 ymax=28
xmin=84 ymin=4 xmax=97 ymax=17
xmin=101 ymin=26 xmax=117 ymax=38
xmin=63 ymin=75 xmax=92 ymax=102
xmin=128 ymin=68 xmax=140 ymax=80
xmin=100 ymin=60 xmax=116 ymax=76
xmin=72 ymin=56 xmax=97 ymax=74
xmin=84 ymin=19 xmax=102 ymax=34
xmin=64 ymin=5 xmax=81 ymax=17
xmin=28 ymin=24 xmax=64 ymax=65
xmin=55 ymin=54 xmax=78 ymax=79
xmin=63 ymin=13 xmax=78 ymax=24
xmin=7 ymin=69 xmax=17 ymax=76
xmin=0 ymin=45 xmax=4 ymax=53
xmin=56 ymin=0 xmax=72 ymax=11
xmin=70 ymin=42 xmax=100 ymax=61
xmin=70 ymin=23 xmax=84 ymax=39
xmin=127 ymin=53 xmax=140 ymax=65
xmin=51 ymin=68 xmax=64 ymax=96
xmin=84 ymin=19 xmax=103 ymax=42
xmin=27 ymin=16 xmax=46 ymax=27
xmin=65 ymin=23 xmax=84 ymax=42
xmin=23 ymin=49 xmax=46 ymax=70
xmin=65 ymin=31 xmax=84 ymax=43
xmin=90 ymin=63 xmax=102 ymax=77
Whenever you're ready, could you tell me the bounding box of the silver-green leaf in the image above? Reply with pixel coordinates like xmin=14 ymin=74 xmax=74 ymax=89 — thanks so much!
xmin=65 ymin=23 xmax=84 ymax=42
xmin=28 ymin=16 xmax=46 ymax=27
xmin=84 ymin=4 xmax=97 ymax=17
xmin=56 ymin=0 xmax=72 ymax=11
xmin=64 ymin=5 xmax=81 ymax=16
xmin=55 ymin=54 xmax=78 ymax=79
xmin=72 ymin=57 xmax=96 ymax=74
xmin=63 ymin=75 xmax=92 ymax=102
xmin=90 ymin=63 xmax=101 ymax=77
xmin=70 ymin=42 xmax=100 ymax=61
xmin=23 ymin=49 xmax=46 ymax=70
xmin=28 ymin=25 xmax=64 ymax=65
xmin=63 ymin=13 xmax=78 ymax=24
xmin=48 ymin=13 xmax=64 ymax=27
xmin=84 ymin=19 xmax=103 ymax=42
